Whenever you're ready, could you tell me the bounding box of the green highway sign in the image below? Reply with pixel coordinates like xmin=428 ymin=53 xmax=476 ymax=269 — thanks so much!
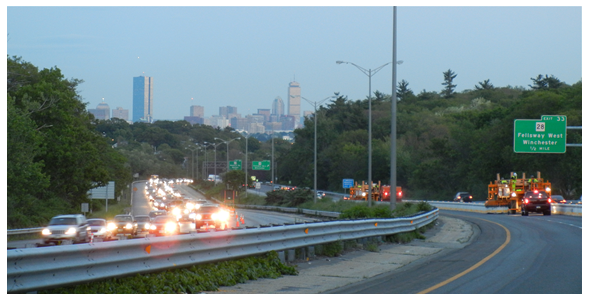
xmin=229 ymin=160 xmax=242 ymax=170
xmin=514 ymin=115 xmax=566 ymax=153
xmin=252 ymin=160 xmax=270 ymax=171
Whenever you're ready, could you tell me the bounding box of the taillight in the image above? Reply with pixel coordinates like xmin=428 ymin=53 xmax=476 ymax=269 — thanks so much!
xmin=398 ymin=191 xmax=402 ymax=196
xmin=384 ymin=192 xmax=389 ymax=196
xmin=469 ymin=195 xmax=472 ymax=199
xmin=548 ymin=199 xmax=552 ymax=203
xmin=525 ymin=199 xmax=529 ymax=204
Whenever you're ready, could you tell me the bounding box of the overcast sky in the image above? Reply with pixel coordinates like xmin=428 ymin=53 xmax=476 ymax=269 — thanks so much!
xmin=6 ymin=3 xmax=584 ymax=121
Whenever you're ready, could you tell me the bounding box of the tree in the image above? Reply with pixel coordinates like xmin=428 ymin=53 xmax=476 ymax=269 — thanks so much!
xmin=475 ymin=79 xmax=494 ymax=90
xmin=529 ymin=74 xmax=563 ymax=90
xmin=441 ymin=69 xmax=457 ymax=99
xmin=397 ymin=80 xmax=414 ymax=102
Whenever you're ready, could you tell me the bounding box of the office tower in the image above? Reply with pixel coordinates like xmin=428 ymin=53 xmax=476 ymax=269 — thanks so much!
xmin=219 ymin=106 xmax=228 ymax=117
xmin=257 ymin=109 xmax=271 ymax=122
xmin=132 ymin=76 xmax=154 ymax=123
xmin=89 ymin=101 xmax=110 ymax=120
xmin=190 ymin=105 xmax=204 ymax=118
xmin=112 ymin=107 xmax=129 ymax=121
xmin=287 ymin=81 xmax=301 ymax=117
xmin=272 ymin=96 xmax=284 ymax=116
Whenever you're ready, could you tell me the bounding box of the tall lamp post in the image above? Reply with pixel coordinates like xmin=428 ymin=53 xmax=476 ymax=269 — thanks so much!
xmin=215 ymin=137 xmax=241 ymax=173
xmin=185 ymin=147 xmax=196 ymax=181
xmin=302 ymin=95 xmax=336 ymax=203
xmin=336 ymin=60 xmax=403 ymax=206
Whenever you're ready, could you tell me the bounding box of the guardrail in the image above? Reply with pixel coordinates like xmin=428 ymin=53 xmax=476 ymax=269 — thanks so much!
xmin=7 ymin=228 xmax=42 ymax=236
xmin=7 ymin=209 xmax=438 ymax=293
xmin=236 ymin=204 xmax=341 ymax=218
xmin=403 ymin=200 xmax=582 ymax=216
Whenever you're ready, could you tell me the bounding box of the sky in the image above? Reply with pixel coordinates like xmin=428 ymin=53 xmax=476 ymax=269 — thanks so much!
xmin=5 ymin=3 xmax=584 ymax=121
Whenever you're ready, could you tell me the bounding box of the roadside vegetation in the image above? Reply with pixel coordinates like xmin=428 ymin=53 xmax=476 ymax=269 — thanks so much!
xmin=8 ymin=55 xmax=581 ymax=230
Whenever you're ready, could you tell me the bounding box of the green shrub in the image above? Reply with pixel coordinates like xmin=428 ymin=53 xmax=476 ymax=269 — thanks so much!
xmin=322 ymin=241 xmax=343 ymax=257
xmin=338 ymin=205 xmax=372 ymax=219
xmin=40 ymin=251 xmax=297 ymax=294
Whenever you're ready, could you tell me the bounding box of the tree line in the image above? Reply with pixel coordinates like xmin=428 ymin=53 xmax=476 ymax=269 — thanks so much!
xmin=7 ymin=56 xmax=582 ymax=228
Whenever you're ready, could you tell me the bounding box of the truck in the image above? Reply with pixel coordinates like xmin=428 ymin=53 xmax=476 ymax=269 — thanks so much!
xmin=346 ymin=181 xmax=402 ymax=202
xmin=485 ymin=171 xmax=552 ymax=214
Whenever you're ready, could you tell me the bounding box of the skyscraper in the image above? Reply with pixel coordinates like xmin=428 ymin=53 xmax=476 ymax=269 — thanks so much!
xmin=272 ymin=96 xmax=284 ymax=116
xmin=190 ymin=105 xmax=204 ymax=118
xmin=132 ymin=76 xmax=154 ymax=123
xmin=112 ymin=107 xmax=129 ymax=121
xmin=287 ymin=81 xmax=301 ymax=118
xmin=89 ymin=101 xmax=110 ymax=120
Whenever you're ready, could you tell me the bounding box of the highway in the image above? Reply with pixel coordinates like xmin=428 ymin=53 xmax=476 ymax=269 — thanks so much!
xmin=328 ymin=210 xmax=582 ymax=294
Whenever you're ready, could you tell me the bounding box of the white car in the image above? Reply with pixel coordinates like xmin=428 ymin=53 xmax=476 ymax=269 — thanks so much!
xmin=87 ymin=218 xmax=113 ymax=240
xmin=42 ymin=214 xmax=90 ymax=245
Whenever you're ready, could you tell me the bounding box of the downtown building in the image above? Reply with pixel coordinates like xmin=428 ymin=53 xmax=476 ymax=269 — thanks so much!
xmin=132 ymin=76 xmax=154 ymax=123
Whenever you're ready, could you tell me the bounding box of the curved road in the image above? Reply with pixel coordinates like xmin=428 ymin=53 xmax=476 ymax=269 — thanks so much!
xmin=328 ymin=210 xmax=582 ymax=294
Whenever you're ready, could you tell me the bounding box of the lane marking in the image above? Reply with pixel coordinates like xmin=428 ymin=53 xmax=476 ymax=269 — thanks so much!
xmin=417 ymin=217 xmax=511 ymax=294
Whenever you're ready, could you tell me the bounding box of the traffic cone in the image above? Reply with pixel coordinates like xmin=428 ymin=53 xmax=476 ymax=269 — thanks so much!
xmin=240 ymin=215 xmax=245 ymax=224
xmin=236 ymin=218 xmax=240 ymax=227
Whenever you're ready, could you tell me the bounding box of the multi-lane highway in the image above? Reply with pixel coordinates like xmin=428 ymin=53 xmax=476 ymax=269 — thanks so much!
xmin=328 ymin=210 xmax=582 ymax=294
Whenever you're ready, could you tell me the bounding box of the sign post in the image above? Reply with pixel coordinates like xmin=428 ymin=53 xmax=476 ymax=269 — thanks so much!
xmin=514 ymin=115 xmax=566 ymax=153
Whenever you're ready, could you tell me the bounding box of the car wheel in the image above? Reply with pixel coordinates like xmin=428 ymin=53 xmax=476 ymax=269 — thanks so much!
xmin=544 ymin=210 xmax=551 ymax=216
xmin=524 ymin=210 xmax=529 ymax=216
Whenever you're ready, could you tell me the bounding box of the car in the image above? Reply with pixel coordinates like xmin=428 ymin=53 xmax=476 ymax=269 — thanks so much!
xmin=87 ymin=218 xmax=113 ymax=241
xmin=317 ymin=191 xmax=326 ymax=199
xmin=42 ymin=214 xmax=90 ymax=245
xmin=134 ymin=215 xmax=152 ymax=236
xmin=550 ymin=195 xmax=567 ymax=204
xmin=569 ymin=195 xmax=582 ymax=204
xmin=453 ymin=192 xmax=473 ymax=202
xmin=148 ymin=215 xmax=180 ymax=236
xmin=193 ymin=204 xmax=230 ymax=230
xmin=521 ymin=190 xmax=551 ymax=216
xmin=153 ymin=199 xmax=167 ymax=210
xmin=149 ymin=210 xmax=168 ymax=221
xmin=109 ymin=214 xmax=137 ymax=236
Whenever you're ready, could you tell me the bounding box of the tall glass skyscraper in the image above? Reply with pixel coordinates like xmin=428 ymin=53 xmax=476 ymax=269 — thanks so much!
xmin=133 ymin=76 xmax=154 ymax=123
xmin=272 ymin=96 xmax=284 ymax=116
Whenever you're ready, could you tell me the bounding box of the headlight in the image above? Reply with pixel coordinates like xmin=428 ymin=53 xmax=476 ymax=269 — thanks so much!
xmin=108 ymin=223 xmax=117 ymax=230
xmin=144 ymin=223 xmax=150 ymax=229
xmin=65 ymin=227 xmax=77 ymax=235
xmin=217 ymin=210 xmax=230 ymax=220
xmin=42 ymin=228 xmax=51 ymax=235
xmin=172 ymin=207 xmax=181 ymax=216
xmin=160 ymin=203 xmax=165 ymax=207
xmin=195 ymin=214 xmax=202 ymax=220
xmin=361 ymin=192 xmax=367 ymax=197
xmin=165 ymin=222 xmax=177 ymax=232
xmin=511 ymin=192 xmax=517 ymax=197
xmin=545 ymin=187 xmax=551 ymax=192
xmin=125 ymin=223 xmax=133 ymax=229
xmin=99 ymin=228 xmax=107 ymax=233
xmin=150 ymin=224 xmax=157 ymax=230
xmin=186 ymin=203 xmax=194 ymax=210
xmin=189 ymin=213 xmax=196 ymax=219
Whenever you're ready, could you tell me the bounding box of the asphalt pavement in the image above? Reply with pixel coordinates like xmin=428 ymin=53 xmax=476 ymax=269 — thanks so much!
xmin=209 ymin=215 xmax=476 ymax=294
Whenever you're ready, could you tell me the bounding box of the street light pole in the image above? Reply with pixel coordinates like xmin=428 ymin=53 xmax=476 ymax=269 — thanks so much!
xmin=215 ymin=137 xmax=241 ymax=174
xmin=337 ymin=60 xmax=402 ymax=206
xmin=302 ymin=95 xmax=336 ymax=203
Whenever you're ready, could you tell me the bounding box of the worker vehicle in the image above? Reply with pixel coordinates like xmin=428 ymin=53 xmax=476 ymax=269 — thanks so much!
xmin=521 ymin=190 xmax=552 ymax=216
xmin=380 ymin=185 xmax=403 ymax=202
xmin=42 ymin=214 xmax=91 ymax=245
xmin=485 ymin=171 xmax=552 ymax=214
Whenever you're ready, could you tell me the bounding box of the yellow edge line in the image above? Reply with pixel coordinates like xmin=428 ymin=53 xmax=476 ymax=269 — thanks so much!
xmin=417 ymin=217 xmax=511 ymax=294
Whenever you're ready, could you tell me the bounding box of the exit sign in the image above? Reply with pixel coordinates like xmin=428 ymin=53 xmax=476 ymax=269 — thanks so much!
xmin=229 ymin=160 xmax=242 ymax=170
xmin=514 ymin=115 xmax=566 ymax=153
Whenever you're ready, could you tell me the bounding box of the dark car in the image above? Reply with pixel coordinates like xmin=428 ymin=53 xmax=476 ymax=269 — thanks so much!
xmin=521 ymin=190 xmax=552 ymax=216
xmin=149 ymin=210 xmax=168 ymax=221
xmin=453 ymin=192 xmax=473 ymax=202
xmin=148 ymin=215 xmax=179 ymax=236
xmin=193 ymin=204 xmax=230 ymax=230
xmin=109 ymin=214 xmax=137 ymax=236
xmin=550 ymin=195 xmax=567 ymax=204
xmin=134 ymin=215 xmax=151 ymax=235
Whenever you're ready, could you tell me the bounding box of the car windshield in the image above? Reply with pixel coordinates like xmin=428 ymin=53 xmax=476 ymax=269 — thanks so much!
xmin=197 ymin=206 xmax=219 ymax=213
xmin=552 ymin=195 xmax=564 ymax=200
xmin=114 ymin=215 xmax=133 ymax=222
xmin=150 ymin=211 xmax=166 ymax=217
xmin=154 ymin=216 xmax=176 ymax=223
xmin=49 ymin=217 xmax=78 ymax=225
xmin=525 ymin=191 xmax=548 ymax=199
xmin=135 ymin=216 xmax=150 ymax=222
xmin=87 ymin=219 xmax=106 ymax=226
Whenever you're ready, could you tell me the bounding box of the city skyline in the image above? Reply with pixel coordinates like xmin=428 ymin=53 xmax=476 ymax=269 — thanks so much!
xmin=7 ymin=6 xmax=583 ymax=121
